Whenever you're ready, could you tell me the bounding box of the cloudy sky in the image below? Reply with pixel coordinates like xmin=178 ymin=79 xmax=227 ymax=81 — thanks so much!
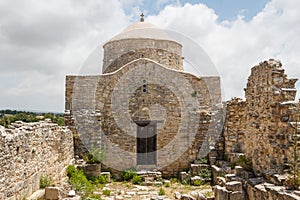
xmin=0 ymin=0 xmax=299 ymax=112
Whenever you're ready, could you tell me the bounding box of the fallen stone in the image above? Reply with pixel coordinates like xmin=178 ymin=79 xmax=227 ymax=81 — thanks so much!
xmin=175 ymin=191 xmax=181 ymax=199
xmin=216 ymin=176 xmax=226 ymax=187
xmin=68 ymin=190 xmax=76 ymax=197
xmin=28 ymin=189 xmax=45 ymax=200
xmin=155 ymin=181 xmax=163 ymax=186
xmin=101 ymin=172 xmax=111 ymax=183
xmin=225 ymin=181 xmax=242 ymax=192
xmin=229 ymin=191 xmax=245 ymax=200
xmin=115 ymin=196 xmax=124 ymax=200
xmin=179 ymin=172 xmax=190 ymax=183
xmin=225 ymin=174 xmax=237 ymax=182
xmin=45 ymin=187 xmax=59 ymax=200
xmin=181 ymin=194 xmax=196 ymax=200
xmin=214 ymin=185 xmax=229 ymax=200
xmin=248 ymin=177 xmax=265 ymax=186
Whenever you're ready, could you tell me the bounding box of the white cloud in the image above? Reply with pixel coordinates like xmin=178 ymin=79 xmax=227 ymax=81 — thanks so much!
xmin=0 ymin=0 xmax=129 ymax=112
xmin=147 ymin=0 xmax=300 ymax=100
xmin=0 ymin=0 xmax=299 ymax=112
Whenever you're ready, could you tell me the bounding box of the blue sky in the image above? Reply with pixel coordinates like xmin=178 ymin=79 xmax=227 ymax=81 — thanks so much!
xmin=132 ymin=0 xmax=270 ymax=21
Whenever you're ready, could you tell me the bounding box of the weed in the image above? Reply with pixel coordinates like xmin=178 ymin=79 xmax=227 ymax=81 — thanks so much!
xmin=197 ymin=158 xmax=208 ymax=164
xmin=84 ymin=146 xmax=106 ymax=164
xmin=164 ymin=182 xmax=171 ymax=187
xmin=204 ymin=191 xmax=213 ymax=197
xmin=40 ymin=174 xmax=53 ymax=188
xmin=198 ymin=168 xmax=211 ymax=179
xmin=170 ymin=178 xmax=178 ymax=183
xmin=236 ymin=155 xmax=252 ymax=171
xmin=132 ymin=175 xmax=143 ymax=185
xmin=66 ymin=165 xmax=77 ymax=177
xmin=191 ymin=91 xmax=197 ymax=97
xmin=103 ymin=189 xmax=111 ymax=196
xmin=69 ymin=168 xmax=94 ymax=196
xmin=158 ymin=187 xmax=165 ymax=195
xmin=193 ymin=179 xmax=202 ymax=186
xmin=230 ymin=162 xmax=235 ymax=169
xmin=121 ymin=168 xmax=137 ymax=181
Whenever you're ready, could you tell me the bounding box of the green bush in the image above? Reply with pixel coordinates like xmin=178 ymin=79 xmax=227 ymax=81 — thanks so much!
xmin=158 ymin=187 xmax=165 ymax=195
xmin=121 ymin=169 xmax=137 ymax=181
xmin=94 ymin=174 xmax=107 ymax=185
xmin=236 ymin=155 xmax=252 ymax=171
xmin=103 ymin=189 xmax=111 ymax=196
xmin=66 ymin=165 xmax=77 ymax=177
xmin=193 ymin=179 xmax=202 ymax=186
xmin=198 ymin=168 xmax=211 ymax=179
xmin=40 ymin=175 xmax=52 ymax=188
xmin=67 ymin=167 xmax=94 ymax=196
xmin=84 ymin=146 xmax=106 ymax=164
xmin=132 ymin=175 xmax=143 ymax=185
xmin=164 ymin=182 xmax=170 ymax=187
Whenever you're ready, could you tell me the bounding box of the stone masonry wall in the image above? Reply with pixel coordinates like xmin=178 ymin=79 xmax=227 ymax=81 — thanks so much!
xmin=65 ymin=58 xmax=222 ymax=177
xmin=224 ymin=59 xmax=299 ymax=177
xmin=0 ymin=120 xmax=73 ymax=200
xmin=103 ymin=39 xmax=183 ymax=73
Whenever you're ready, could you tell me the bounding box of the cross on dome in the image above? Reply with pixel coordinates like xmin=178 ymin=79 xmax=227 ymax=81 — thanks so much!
xmin=140 ymin=13 xmax=144 ymax=22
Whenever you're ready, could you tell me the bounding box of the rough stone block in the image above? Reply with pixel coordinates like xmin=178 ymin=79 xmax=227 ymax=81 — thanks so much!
xmin=216 ymin=176 xmax=226 ymax=187
xmin=181 ymin=194 xmax=196 ymax=200
xmin=248 ymin=177 xmax=265 ymax=186
xmin=45 ymin=187 xmax=59 ymax=200
xmin=225 ymin=181 xmax=242 ymax=192
xmin=225 ymin=174 xmax=237 ymax=182
xmin=81 ymin=163 xmax=101 ymax=177
xmin=101 ymin=172 xmax=111 ymax=183
xmin=179 ymin=172 xmax=190 ymax=183
xmin=229 ymin=191 xmax=245 ymax=200
xmin=190 ymin=164 xmax=209 ymax=176
xmin=214 ymin=185 xmax=229 ymax=200
xmin=190 ymin=176 xmax=202 ymax=185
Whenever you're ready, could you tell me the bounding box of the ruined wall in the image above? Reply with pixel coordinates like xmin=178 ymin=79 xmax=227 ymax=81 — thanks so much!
xmin=0 ymin=120 xmax=73 ymax=200
xmin=65 ymin=58 xmax=222 ymax=177
xmin=224 ymin=59 xmax=299 ymax=176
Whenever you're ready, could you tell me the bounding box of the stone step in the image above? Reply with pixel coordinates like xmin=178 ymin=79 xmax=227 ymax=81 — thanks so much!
xmin=137 ymin=170 xmax=162 ymax=180
xmin=190 ymin=163 xmax=210 ymax=176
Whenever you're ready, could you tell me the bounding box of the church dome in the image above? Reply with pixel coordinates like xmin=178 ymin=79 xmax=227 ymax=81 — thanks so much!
xmin=102 ymin=17 xmax=183 ymax=74
xmin=108 ymin=22 xmax=175 ymax=42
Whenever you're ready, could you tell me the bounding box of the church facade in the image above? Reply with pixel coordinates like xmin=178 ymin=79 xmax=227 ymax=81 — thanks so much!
xmin=65 ymin=17 xmax=222 ymax=176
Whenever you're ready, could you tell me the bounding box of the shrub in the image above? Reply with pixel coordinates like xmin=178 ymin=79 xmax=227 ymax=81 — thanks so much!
xmin=66 ymin=165 xmax=77 ymax=177
xmin=103 ymin=189 xmax=111 ymax=196
xmin=121 ymin=169 xmax=137 ymax=181
xmin=158 ymin=187 xmax=165 ymax=195
xmin=132 ymin=175 xmax=143 ymax=185
xmin=94 ymin=174 xmax=107 ymax=185
xmin=236 ymin=155 xmax=252 ymax=171
xmin=84 ymin=146 xmax=106 ymax=164
xmin=69 ymin=168 xmax=93 ymax=196
xmin=204 ymin=191 xmax=213 ymax=197
xmin=193 ymin=179 xmax=202 ymax=186
xmin=170 ymin=178 xmax=178 ymax=183
xmin=284 ymin=174 xmax=300 ymax=190
xmin=164 ymin=182 xmax=170 ymax=187
xmin=40 ymin=175 xmax=52 ymax=188
xmin=230 ymin=162 xmax=235 ymax=169
xmin=198 ymin=168 xmax=211 ymax=179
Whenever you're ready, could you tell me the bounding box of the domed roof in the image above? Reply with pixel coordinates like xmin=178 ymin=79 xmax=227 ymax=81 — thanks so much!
xmin=108 ymin=21 xmax=176 ymax=42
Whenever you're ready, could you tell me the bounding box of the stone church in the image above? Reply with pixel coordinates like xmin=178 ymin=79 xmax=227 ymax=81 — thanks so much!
xmin=65 ymin=16 xmax=222 ymax=176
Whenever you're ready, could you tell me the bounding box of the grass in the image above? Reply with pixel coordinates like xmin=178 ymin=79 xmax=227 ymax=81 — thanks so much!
xmin=103 ymin=189 xmax=111 ymax=196
xmin=40 ymin=174 xmax=53 ymax=188
xmin=158 ymin=187 xmax=166 ymax=195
